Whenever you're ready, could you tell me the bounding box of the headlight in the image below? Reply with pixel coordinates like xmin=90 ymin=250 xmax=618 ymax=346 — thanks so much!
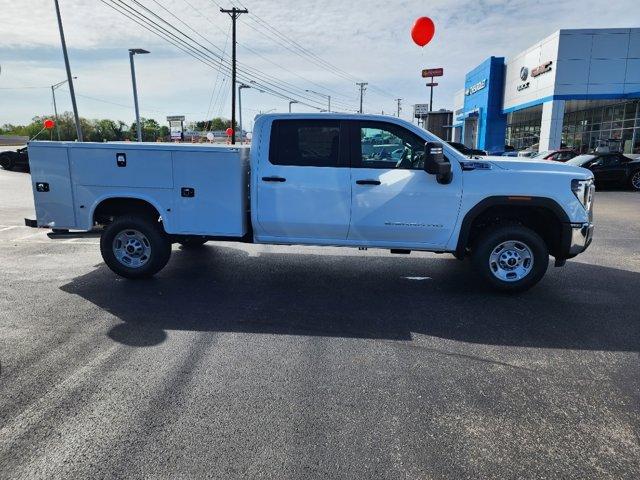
xmin=571 ymin=178 xmax=595 ymax=211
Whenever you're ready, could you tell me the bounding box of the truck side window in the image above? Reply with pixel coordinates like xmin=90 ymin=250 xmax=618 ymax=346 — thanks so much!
xmin=270 ymin=120 xmax=342 ymax=167
xmin=355 ymin=122 xmax=425 ymax=170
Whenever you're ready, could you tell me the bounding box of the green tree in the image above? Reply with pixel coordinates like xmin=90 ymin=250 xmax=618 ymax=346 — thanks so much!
xmin=195 ymin=117 xmax=235 ymax=131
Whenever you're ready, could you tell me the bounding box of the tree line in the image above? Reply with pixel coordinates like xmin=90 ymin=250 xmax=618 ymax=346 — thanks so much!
xmin=0 ymin=112 xmax=236 ymax=142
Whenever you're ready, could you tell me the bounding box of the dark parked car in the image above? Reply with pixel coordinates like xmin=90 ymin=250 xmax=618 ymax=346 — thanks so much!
xmin=532 ymin=149 xmax=578 ymax=162
xmin=448 ymin=142 xmax=487 ymax=157
xmin=566 ymin=152 xmax=640 ymax=191
xmin=0 ymin=146 xmax=29 ymax=172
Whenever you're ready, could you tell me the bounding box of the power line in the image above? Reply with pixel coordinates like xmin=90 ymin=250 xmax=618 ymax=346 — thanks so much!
xmin=101 ymin=1 xmax=329 ymax=112
xmin=227 ymin=0 xmax=399 ymax=100
xmin=184 ymin=0 xmax=357 ymax=106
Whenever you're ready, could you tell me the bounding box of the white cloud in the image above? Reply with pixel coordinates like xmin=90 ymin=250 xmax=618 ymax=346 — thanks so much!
xmin=1 ymin=0 xmax=639 ymax=125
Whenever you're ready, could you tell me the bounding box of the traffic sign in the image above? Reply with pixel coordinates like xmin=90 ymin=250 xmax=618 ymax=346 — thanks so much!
xmin=426 ymin=82 xmax=439 ymax=87
xmin=414 ymin=104 xmax=430 ymax=117
xmin=422 ymin=68 xmax=443 ymax=78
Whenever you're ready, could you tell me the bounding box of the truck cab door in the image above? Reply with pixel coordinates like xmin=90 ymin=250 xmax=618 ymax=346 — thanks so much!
xmin=255 ymin=119 xmax=351 ymax=242
xmin=347 ymin=121 xmax=462 ymax=248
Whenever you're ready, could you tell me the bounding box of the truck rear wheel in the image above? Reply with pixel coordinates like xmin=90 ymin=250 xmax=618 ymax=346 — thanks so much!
xmin=100 ymin=215 xmax=171 ymax=279
xmin=472 ymin=224 xmax=548 ymax=292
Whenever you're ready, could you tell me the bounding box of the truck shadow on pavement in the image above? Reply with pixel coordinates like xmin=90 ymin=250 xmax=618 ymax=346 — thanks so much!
xmin=60 ymin=244 xmax=638 ymax=351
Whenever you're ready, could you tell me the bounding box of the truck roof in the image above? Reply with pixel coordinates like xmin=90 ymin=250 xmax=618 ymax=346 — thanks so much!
xmin=256 ymin=112 xmax=409 ymax=122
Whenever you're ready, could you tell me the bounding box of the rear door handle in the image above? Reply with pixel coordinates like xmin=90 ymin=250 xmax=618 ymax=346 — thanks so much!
xmin=356 ymin=179 xmax=381 ymax=186
xmin=262 ymin=176 xmax=286 ymax=182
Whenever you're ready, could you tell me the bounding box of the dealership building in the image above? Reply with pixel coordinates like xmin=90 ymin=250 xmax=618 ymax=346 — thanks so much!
xmin=452 ymin=28 xmax=640 ymax=154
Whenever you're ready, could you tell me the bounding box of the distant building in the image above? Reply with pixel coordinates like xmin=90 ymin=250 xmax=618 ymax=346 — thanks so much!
xmin=422 ymin=110 xmax=453 ymax=141
xmin=452 ymin=28 xmax=640 ymax=154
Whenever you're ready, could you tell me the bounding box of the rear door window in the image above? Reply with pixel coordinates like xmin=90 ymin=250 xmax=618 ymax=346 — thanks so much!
xmin=269 ymin=120 xmax=345 ymax=167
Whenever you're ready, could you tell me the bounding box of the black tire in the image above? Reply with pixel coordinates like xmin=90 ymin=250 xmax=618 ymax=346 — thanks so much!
xmin=179 ymin=237 xmax=208 ymax=248
xmin=0 ymin=154 xmax=13 ymax=171
xmin=471 ymin=224 xmax=549 ymax=292
xmin=629 ymin=170 xmax=640 ymax=191
xmin=100 ymin=215 xmax=171 ymax=279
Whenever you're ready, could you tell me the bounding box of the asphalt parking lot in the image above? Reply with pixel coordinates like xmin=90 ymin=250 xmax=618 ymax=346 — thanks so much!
xmin=0 ymin=167 xmax=638 ymax=479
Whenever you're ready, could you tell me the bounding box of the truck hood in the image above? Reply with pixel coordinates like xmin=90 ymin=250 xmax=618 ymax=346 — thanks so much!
xmin=482 ymin=156 xmax=593 ymax=178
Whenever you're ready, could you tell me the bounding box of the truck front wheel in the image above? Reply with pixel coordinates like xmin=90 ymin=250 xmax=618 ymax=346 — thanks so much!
xmin=100 ymin=215 xmax=171 ymax=279
xmin=472 ymin=224 xmax=549 ymax=292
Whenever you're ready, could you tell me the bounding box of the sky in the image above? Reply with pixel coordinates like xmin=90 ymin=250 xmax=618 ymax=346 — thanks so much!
xmin=1 ymin=0 xmax=639 ymax=130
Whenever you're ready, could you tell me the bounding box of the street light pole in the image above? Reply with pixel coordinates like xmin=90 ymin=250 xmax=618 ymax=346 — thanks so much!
xmin=238 ymin=83 xmax=250 ymax=143
xmin=53 ymin=0 xmax=82 ymax=141
xmin=289 ymin=100 xmax=298 ymax=113
xmin=305 ymin=90 xmax=331 ymax=112
xmin=128 ymin=48 xmax=149 ymax=142
xmin=51 ymin=85 xmax=60 ymax=140
xmin=50 ymin=77 xmax=76 ymax=141
xmin=221 ymin=6 xmax=248 ymax=145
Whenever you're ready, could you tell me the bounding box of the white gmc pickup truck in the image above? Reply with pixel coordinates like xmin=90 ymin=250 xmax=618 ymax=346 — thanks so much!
xmin=26 ymin=113 xmax=595 ymax=292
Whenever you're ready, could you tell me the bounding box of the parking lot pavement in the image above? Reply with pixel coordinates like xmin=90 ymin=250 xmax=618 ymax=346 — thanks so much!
xmin=0 ymin=167 xmax=638 ymax=480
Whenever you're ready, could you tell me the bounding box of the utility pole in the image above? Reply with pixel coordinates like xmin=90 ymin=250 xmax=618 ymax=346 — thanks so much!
xmin=220 ymin=6 xmax=248 ymax=145
xmin=238 ymin=83 xmax=250 ymax=143
xmin=129 ymin=49 xmax=150 ymax=142
xmin=396 ymin=98 xmax=402 ymax=117
xmin=53 ymin=0 xmax=82 ymax=141
xmin=356 ymin=82 xmax=368 ymax=114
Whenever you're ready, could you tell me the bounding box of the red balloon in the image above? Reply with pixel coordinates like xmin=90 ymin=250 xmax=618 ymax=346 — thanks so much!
xmin=411 ymin=17 xmax=435 ymax=47
xmin=225 ymin=127 xmax=234 ymax=137
xmin=43 ymin=119 xmax=55 ymax=130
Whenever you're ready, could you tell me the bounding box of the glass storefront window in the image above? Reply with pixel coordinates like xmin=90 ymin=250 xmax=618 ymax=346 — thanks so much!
xmin=604 ymin=106 xmax=614 ymax=122
xmin=507 ymin=100 xmax=640 ymax=153
xmin=624 ymin=102 xmax=637 ymax=119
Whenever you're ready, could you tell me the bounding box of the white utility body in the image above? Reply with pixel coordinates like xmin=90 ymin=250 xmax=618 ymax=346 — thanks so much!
xmin=27 ymin=114 xmax=595 ymax=291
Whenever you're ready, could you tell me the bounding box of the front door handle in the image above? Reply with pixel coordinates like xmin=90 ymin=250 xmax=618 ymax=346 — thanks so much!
xmin=356 ymin=179 xmax=381 ymax=186
xmin=262 ymin=176 xmax=286 ymax=182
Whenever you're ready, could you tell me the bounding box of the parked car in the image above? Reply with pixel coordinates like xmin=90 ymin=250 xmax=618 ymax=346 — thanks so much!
xmin=448 ymin=142 xmax=487 ymax=157
xmin=0 ymin=146 xmax=29 ymax=171
xmin=566 ymin=152 xmax=640 ymax=191
xmin=26 ymin=113 xmax=595 ymax=292
xmin=501 ymin=151 xmax=519 ymax=157
xmin=532 ymin=149 xmax=578 ymax=162
xmin=517 ymin=149 xmax=538 ymax=158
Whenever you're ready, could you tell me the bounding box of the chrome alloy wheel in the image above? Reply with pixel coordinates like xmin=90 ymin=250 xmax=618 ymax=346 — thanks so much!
xmin=631 ymin=171 xmax=640 ymax=190
xmin=489 ymin=240 xmax=534 ymax=282
xmin=112 ymin=229 xmax=152 ymax=268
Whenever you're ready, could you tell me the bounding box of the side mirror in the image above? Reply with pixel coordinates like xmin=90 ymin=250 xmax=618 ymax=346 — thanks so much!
xmin=424 ymin=141 xmax=453 ymax=184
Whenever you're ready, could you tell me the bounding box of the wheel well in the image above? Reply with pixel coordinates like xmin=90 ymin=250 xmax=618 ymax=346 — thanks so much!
xmin=460 ymin=204 xmax=565 ymax=258
xmin=93 ymin=198 xmax=161 ymax=227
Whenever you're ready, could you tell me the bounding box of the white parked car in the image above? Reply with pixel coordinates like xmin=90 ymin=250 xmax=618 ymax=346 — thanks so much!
xmin=25 ymin=114 xmax=595 ymax=292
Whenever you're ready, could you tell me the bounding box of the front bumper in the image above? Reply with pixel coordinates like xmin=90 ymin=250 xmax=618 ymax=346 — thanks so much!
xmin=568 ymin=222 xmax=594 ymax=256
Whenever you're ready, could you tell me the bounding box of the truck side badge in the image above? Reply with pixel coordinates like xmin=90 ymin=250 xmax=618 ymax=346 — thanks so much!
xmin=116 ymin=153 xmax=127 ymax=167
xmin=36 ymin=182 xmax=50 ymax=192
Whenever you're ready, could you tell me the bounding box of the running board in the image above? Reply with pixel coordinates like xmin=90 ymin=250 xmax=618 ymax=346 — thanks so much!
xmin=47 ymin=230 xmax=103 ymax=239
